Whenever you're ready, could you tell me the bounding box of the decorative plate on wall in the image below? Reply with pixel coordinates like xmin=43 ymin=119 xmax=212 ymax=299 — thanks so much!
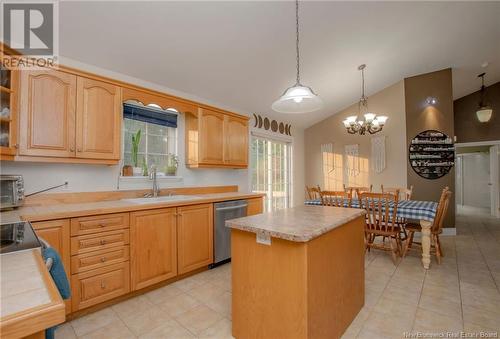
xmin=408 ymin=130 xmax=455 ymax=180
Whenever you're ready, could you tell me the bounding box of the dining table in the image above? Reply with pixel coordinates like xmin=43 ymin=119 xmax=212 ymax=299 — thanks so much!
xmin=304 ymin=198 xmax=438 ymax=269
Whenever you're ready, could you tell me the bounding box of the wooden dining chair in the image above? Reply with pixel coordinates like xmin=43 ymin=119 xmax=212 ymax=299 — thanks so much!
xmin=305 ymin=185 xmax=322 ymax=200
xmin=320 ymin=190 xmax=352 ymax=208
xmin=344 ymin=185 xmax=372 ymax=200
xmin=381 ymin=185 xmax=413 ymax=200
xmin=403 ymin=188 xmax=451 ymax=264
xmin=359 ymin=192 xmax=402 ymax=264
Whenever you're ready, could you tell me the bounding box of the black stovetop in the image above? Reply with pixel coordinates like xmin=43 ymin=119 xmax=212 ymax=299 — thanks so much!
xmin=0 ymin=221 xmax=41 ymax=254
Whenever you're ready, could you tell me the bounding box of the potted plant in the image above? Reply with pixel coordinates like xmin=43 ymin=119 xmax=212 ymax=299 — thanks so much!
xmin=131 ymin=129 xmax=142 ymax=176
xmin=165 ymin=154 xmax=179 ymax=176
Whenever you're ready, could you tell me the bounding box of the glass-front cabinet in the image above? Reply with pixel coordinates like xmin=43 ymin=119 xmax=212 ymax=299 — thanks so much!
xmin=0 ymin=56 xmax=18 ymax=156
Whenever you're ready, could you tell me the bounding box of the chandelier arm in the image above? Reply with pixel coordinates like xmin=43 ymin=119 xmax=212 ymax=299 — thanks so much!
xmin=295 ymin=0 xmax=300 ymax=85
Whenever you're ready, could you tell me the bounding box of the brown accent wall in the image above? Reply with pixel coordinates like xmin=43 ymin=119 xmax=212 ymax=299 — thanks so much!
xmin=404 ymin=68 xmax=455 ymax=227
xmin=454 ymin=81 xmax=500 ymax=143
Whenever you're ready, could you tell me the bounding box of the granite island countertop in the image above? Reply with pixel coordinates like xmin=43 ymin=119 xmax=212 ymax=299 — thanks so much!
xmin=226 ymin=205 xmax=366 ymax=242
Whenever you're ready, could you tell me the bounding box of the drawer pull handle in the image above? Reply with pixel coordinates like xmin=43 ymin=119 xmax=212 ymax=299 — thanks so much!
xmin=99 ymin=224 xmax=105 ymax=227
xmin=100 ymin=257 xmax=106 ymax=263
xmin=100 ymin=240 xmax=107 ymax=245
xmin=101 ymin=281 xmax=106 ymax=289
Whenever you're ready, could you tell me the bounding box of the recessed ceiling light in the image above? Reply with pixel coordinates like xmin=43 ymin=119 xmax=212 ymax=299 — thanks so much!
xmin=481 ymin=61 xmax=489 ymax=68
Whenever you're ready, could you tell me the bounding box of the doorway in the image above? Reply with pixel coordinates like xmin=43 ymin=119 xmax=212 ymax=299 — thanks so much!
xmin=455 ymin=141 xmax=500 ymax=218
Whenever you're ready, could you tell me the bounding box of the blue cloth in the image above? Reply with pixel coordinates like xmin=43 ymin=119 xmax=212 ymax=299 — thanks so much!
xmin=43 ymin=247 xmax=71 ymax=339
xmin=304 ymin=199 xmax=438 ymax=221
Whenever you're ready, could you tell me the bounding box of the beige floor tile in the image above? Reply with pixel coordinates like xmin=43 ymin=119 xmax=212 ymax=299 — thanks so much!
xmin=144 ymin=284 xmax=184 ymax=305
xmin=462 ymin=305 xmax=500 ymax=331
xmin=204 ymin=291 xmax=232 ymax=318
xmin=372 ymin=295 xmax=417 ymax=319
xmin=198 ymin=318 xmax=233 ymax=339
xmin=138 ymin=320 xmax=195 ymax=339
xmin=174 ymin=304 xmax=224 ymax=335
xmin=186 ymin=282 xmax=225 ymax=304
xmin=70 ymin=308 xmax=120 ymax=337
xmin=171 ymin=276 xmax=203 ymax=292
xmin=54 ymin=322 xmax=77 ymax=339
xmin=363 ymin=309 xmax=413 ymax=334
xmin=111 ymin=295 xmax=154 ymax=319
xmin=119 ymin=306 xmax=173 ymax=336
xmin=413 ymin=307 xmax=463 ymax=333
xmin=157 ymin=292 xmax=201 ymax=317
xmin=418 ymin=294 xmax=462 ymax=319
xmin=78 ymin=318 xmax=135 ymax=339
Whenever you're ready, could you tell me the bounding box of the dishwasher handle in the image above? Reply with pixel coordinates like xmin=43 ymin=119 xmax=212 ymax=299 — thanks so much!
xmin=215 ymin=203 xmax=248 ymax=212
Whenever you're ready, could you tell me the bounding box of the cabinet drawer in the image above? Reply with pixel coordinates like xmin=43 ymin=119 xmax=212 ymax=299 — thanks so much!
xmin=71 ymin=213 xmax=129 ymax=236
xmin=71 ymin=262 xmax=130 ymax=311
xmin=71 ymin=229 xmax=129 ymax=255
xmin=71 ymin=246 xmax=129 ymax=274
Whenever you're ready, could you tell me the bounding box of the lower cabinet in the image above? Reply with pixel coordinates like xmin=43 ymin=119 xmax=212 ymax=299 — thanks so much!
xmin=71 ymin=262 xmax=130 ymax=311
xmin=130 ymin=208 xmax=178 ymax=291
xmin=177 ymin=204 xmax=214 ymax=275
xmin=247 ymin=197 xmax=264 ymax=216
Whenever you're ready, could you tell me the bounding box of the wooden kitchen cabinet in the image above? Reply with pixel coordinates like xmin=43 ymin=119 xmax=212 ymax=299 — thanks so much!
xmin=0 ymin=55 xmax=19 ymax=159
xmin=76 ymin=77 xmax=121 ymax=160
xmin=19 ymin=69 xmax=77 ymax=158
xmin=247 ymin=197 xmax=264 ymax=216
xmin=185 ymin=107 xmax=249 ymax=168
xmin=177 ymin=204 xmax=213 ymax=274
xmin=225 ymin=115 xmax=248 ymax=166
xmin=130 ymin=208 xmax=177 ymax=291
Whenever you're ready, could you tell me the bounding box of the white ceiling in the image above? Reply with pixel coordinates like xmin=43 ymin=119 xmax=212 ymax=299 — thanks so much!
xmin=59 ymin=1 xmax=500 ymax=129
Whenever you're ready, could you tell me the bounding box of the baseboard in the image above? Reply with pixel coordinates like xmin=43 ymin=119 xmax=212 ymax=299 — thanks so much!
xmin=441 ymin=228 xmax=457 ymax=236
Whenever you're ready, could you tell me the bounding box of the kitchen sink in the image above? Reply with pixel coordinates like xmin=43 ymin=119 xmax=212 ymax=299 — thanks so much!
xmin=121 ymin=195 xmax=202 ymax=204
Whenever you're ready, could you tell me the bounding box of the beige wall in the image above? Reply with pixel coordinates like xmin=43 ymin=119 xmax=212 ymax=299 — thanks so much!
xmin=304 ymin=81 xmax=407 ymax=192
xmin=404 ymin=68 xmax=455 ymax=227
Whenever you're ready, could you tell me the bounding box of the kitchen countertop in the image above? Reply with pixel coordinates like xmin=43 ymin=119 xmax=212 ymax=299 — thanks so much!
xmin=0 ymin=249 xmax=65 ymax=338
xmin=226 ymin=205 xmax=366 ymax=242
xmin=0 ymin=192 xmax=265 ymax=223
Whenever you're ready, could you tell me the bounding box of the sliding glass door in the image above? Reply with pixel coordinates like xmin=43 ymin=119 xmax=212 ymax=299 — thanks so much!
xmin=251 ymin=136 xmax=291 ymax=211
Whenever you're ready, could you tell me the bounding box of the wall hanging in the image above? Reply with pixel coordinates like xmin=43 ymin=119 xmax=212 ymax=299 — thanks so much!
xmin=371 ymin=136 xmax=386 ymax=173
xmin=409 ymin=130 xmax=455 ymax=180
xmin=252 ymin=113 xmax=292 ymax=136
xmin=344 ymin=144 xmax=360 ymax=177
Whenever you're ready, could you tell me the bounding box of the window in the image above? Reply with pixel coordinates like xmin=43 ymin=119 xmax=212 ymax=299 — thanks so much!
xmin=123 ymin=102 xmax=178 ymax=174
xmin=251 ymin=136 xmax=291 ymax=211
xmin=322 ymin=143 xmax=335 ymax=190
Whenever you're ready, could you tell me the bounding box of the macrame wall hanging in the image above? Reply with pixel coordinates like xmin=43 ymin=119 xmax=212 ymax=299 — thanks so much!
xmin=344 ymin=144 xmax=360 ymax=177
xmin=371 ymin=136 xmax=386 ymax=174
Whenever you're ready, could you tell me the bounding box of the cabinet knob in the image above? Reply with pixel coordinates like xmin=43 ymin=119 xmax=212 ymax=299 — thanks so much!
xmin=99 ymin=223 xmax=105 ymax=228
xmin=100 ymin=257 xmax=106 ymax=263
xmin=70 ymin=147 xmax=75 ymax=152
xmin=100 ymin=239 xmax=106 ymax=245
xmin=77 ymin=148 xmax=82 ymax=152
xmin=101 ymin=281 xmax=106 ymax=289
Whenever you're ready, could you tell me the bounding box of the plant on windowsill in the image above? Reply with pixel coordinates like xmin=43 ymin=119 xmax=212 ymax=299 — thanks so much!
xmin=131 ymin=129 xmax=142 ymax=176
xmin=165 ymin=154 xmax=179 ymax=176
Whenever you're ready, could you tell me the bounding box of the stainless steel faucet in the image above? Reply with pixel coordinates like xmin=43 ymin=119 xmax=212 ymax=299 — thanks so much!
xmin=149 ymin=164 xmax=160 ymax=197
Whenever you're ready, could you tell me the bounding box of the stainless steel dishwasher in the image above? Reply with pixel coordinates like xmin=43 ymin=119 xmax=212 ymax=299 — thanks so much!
xmin=212 ymin=200 xmax=247 ymax=267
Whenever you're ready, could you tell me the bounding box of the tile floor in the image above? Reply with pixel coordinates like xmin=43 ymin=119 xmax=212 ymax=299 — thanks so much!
xmin=56 ymin=209 xmax=500 ymax=339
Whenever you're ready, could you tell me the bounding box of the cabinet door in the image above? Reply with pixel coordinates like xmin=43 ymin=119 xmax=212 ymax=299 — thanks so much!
xmin=130 ymin=208 xmax=177 ymax=290
xmin=199 ymin=109 xmax=225 ymax=164
xmin=247 ymin=197 xmax=264 ymax=216
xmin=225 ymin=116 xmax=248 ymax=166
xmin=0 ymin=56 xmax=19 ymax=156
xmin=76 ymin=77 xmax=121 ymax=160
xmin=19 ymin=69 xmax=76 ymax=157
xmin=177 ymin=204 xmax=213 ymax=274
xmin=32 ymin=219 xmax=72 ymax=313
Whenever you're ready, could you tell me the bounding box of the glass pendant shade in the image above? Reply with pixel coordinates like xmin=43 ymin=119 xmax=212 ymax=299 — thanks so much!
xmin=272 ymin=85 xmax=323 ymax=113
xmin=476 ymin=106 xmax=493 ymax=123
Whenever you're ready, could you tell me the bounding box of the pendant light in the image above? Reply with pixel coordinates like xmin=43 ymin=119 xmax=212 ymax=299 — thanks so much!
xmin=476 ymin=72 xmax=493 ymax=123
xmin=272 ymin=0 xmax=323 ymax=114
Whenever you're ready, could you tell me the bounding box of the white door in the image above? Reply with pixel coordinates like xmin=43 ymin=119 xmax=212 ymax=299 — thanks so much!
xmin=490 ymin=145 xmax=500 ymax=217
xmin=462 ymin=153 xmax=490 ymax=209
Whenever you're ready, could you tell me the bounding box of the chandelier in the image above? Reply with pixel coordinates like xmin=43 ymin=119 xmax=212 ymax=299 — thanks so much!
xmin=343 ymin=64 xmax=388 ymax=135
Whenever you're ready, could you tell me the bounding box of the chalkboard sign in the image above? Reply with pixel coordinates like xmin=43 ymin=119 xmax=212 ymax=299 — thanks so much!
xmin=409 ymin=130 xmax=455 ymax=180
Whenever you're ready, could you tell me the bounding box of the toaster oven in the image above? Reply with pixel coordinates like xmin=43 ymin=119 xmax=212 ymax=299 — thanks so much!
xmin=0 ymin=175 xmax=25 ymax=210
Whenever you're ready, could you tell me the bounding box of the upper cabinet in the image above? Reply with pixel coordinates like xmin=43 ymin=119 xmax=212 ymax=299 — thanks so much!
xmin=76 ymin=77 xmax=121 ymax=160
xmin=186 ymin=107 xmax=249 ymax=168
xmin=0 ymin=56 xmax=19 ymax=159
xmin=19 ymin=69 xmax=77 ymax=158
xmin=17 ymin=69 xmax=121 ymax=163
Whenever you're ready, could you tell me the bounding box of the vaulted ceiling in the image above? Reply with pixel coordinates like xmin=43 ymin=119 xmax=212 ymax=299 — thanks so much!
xmin=59 ymin=1 xmax=500 ymax=128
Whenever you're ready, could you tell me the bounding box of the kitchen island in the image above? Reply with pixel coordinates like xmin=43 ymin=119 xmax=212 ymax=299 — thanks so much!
xmin=226 ymin=205 xmax=366 ymax=339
